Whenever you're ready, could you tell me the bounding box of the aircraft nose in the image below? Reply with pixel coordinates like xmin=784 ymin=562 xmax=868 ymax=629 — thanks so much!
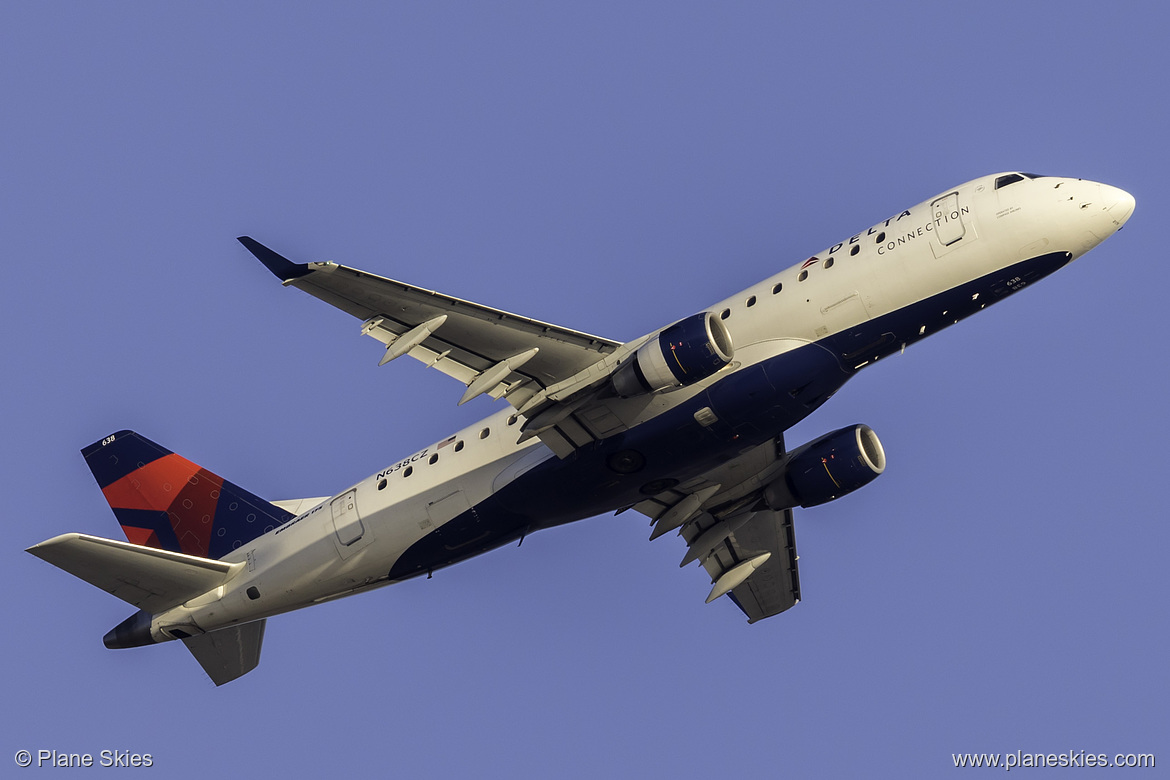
xmin=1102 ymin=184 xmax=1136 ymax=229
xmin=1081 ymin=181 xmax=1135 ymax=242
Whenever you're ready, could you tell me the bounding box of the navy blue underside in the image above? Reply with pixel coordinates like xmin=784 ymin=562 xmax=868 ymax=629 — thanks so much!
xmin=386 ymin=251 xmax=1072 ymax=580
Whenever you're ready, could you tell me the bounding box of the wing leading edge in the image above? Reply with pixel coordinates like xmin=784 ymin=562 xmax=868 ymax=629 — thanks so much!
xmin=239 ymin=236 xmax=619 ymax=392
xmin=632 ymin=437 xmax=801 ymax=622
xmin=239 ymin=237 xmax=633 ymax=455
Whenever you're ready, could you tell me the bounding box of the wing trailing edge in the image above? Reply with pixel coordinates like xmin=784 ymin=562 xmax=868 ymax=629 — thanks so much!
xmin=237 ymin=236 xmax=631 ymax=457
xmin=634 ymin=437 xmax=802 ymax=621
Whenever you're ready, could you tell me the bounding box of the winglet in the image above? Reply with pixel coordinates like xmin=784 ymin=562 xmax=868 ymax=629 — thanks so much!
xmin=237 ymin=236 xmax=313 ymax=281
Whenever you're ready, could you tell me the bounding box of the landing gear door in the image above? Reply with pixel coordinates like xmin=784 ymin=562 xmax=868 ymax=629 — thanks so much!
xmin=331 ymin=490 xmax=364 ymax=546
xmin=932 ymin=192 xmax=966 ymax=246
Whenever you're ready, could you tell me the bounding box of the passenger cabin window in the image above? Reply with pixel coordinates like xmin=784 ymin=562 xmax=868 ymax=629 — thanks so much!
xmin=995 ymin=173 xmax=1025 ymax=189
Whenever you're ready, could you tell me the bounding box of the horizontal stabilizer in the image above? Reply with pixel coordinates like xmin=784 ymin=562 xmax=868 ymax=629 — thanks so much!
xmin=27 ymin=534 xmax=240 ymax=615
xmin=183 ymin=621 xmax=266 ymax=686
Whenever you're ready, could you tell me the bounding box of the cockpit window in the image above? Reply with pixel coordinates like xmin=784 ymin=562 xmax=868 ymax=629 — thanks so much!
xmin=996 ymin=172 xmax=1049 ymax=189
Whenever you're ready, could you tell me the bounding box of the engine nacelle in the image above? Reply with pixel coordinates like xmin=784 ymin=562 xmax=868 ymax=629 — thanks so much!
xmin=764 ymin=425 xmax=886 ymax=509
xmin=611 ymin=312 xmax=734 ymax=398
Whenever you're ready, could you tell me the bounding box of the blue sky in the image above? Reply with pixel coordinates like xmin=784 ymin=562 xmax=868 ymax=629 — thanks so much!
xmin=3 ymin=2 xmax=1165 ymax=777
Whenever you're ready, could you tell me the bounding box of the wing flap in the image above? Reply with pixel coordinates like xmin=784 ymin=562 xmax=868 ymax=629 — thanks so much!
xmin=698 ymin=509 xmax=801 ymax=622
xmin=634 ymin=436 xmax=802 ymax=621
xmin=241 ymin=235 xmax=645 ymax=451
xmin=240 ymin=238 xmax=636 ymax=454
xmin=239 ymin=237 xmax=619 ymax=390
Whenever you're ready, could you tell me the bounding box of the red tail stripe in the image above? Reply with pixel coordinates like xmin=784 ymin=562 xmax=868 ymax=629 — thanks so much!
xmin=101 ymin=453 xmax=203 ymax=512
xmin=170 ymin=469 xmax=223 ymax=557
xmin=120 ymin=525 xmax=161 ymax=549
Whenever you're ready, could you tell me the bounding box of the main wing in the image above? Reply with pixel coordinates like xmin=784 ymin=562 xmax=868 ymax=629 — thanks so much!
xmin=240 ymin=237 xmax=632 ymax=456
xmin=631 ymin=437 xmax=801 ymax=622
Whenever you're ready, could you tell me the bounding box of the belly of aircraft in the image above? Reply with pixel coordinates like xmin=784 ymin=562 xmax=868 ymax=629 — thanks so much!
xmin=384 ymin=250 xmax=1074 ymax=582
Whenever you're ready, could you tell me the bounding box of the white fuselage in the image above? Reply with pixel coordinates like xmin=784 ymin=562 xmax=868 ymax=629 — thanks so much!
xmin=147 ymin=173 xmax=1134 ymax=642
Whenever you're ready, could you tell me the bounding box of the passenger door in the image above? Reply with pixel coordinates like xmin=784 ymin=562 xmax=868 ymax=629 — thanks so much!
xmin=330 ymin=490 xmax=364 ymax=546
xmin=932 ymin=192 xmax=966 ymax=246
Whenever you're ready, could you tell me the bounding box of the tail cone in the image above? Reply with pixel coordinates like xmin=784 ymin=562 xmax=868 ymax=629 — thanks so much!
xmin=103 ymin=610 xmax=154 ymax=649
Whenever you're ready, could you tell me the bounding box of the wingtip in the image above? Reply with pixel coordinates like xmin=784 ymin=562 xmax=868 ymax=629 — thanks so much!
xmin=237 ymin=236 xmax=312 ymax=281
xmin=26 ymin=533 xmax=82 ymax=556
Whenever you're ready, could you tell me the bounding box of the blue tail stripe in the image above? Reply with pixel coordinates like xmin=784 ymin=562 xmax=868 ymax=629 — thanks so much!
xmin=109 ymin=507 xmax=183 ymax=552
xmin=82 ymin=431 xmax=170 ymax=489
xmin=209 ymin=480 xmax=293 ymax=558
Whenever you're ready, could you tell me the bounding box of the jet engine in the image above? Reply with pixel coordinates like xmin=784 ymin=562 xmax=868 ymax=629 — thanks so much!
xmin=611 ymin=312 xmax=734 ymax=398
xmin=764 ymin=424 xmax=886 ymax=509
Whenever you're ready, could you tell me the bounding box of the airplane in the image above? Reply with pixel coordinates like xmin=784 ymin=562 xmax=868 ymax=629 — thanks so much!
xmin=28 ymin=172 xmax=1134 ymax=685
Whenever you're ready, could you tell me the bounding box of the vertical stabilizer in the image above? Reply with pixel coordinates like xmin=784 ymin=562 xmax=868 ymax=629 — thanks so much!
xmin=82 ymin=431 xmax=293 ymax=559
xmin=183 ymin=621 xmax=267 ymax=686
